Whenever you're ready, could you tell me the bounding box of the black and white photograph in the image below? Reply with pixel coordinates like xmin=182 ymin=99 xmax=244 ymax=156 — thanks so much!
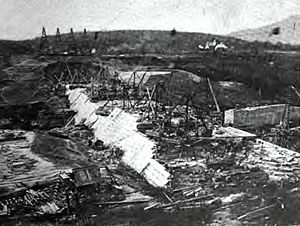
xmin=1 ymin=0 xmax=300 ymax=225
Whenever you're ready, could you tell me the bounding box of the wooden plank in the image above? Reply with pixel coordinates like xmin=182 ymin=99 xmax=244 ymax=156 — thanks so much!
xmin=237 ymin=204 xmax=276 ymax=221
xmin=98 ymin=199 xmax=152 ymax=205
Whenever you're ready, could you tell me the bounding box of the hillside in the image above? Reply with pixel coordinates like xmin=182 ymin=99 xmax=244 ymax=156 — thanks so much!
xmin=0 ymin=29 xmax=284 ymax=56
xmin=2 ymin=29 xmax=300 ymax=101
xmin=81 ymin=30 xmax=250 ymax=54
xmin=230 ymin=15 xmax=300 ymax=45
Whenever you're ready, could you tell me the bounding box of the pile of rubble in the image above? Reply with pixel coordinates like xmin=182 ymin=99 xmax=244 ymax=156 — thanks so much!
xmin=65 ymin=84 xmax=300 ymax=224
xmin=3 ymin=57 xmax=300 ymax=225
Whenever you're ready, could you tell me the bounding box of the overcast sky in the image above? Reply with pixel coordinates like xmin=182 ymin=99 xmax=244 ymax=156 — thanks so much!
xmin=1 ymin=0 xmax=300 ymax=40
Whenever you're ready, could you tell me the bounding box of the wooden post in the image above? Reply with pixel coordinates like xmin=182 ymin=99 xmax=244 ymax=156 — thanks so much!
xmin=91 ymin=76 xmax=94 ymax=97
xmin=185 ymin=97 xmax=189 ymax=130
xmin=207 ymin=78 xmax=220 ymax=112
xmin=59 ymin=72 xmax=64 ymax=84
xmin=133 ymin=71 xmax=136 ymax=89
xmin=146 ymin=87 xmax=155 ymax=115
xmin=65 ymin=63 xmax=73 ymax=83
xmin=122 ymin=85 xmax=126 ymax=109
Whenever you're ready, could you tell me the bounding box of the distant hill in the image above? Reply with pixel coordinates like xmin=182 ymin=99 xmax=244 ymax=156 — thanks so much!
xmin=230 ymin=15 xmax=300 ymax=45
xmin=36 ymin=29 xmax=256 ymax=55
xmin=2 ymin=28 xmax=300 ymax=56
xmin=0 ymin=29 xmax=274 ymax=55
xmin=0 ymin=39 xmax=34 ymax=55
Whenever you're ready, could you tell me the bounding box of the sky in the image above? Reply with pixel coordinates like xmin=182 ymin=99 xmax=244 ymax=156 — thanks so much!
xmin=1 ymin=0 xmax=300 ymax=40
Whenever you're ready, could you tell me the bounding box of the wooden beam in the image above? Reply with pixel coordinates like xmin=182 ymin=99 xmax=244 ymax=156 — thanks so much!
xmin=237 ymin=204 xmax=276 ymax=221
xmin=146 ymin=87 xmax=155 ymax=115
xmin=207 ymin=78 xmax=220 ymax=112
xmin=53 ymin=73 xmax=63 ymax=86
xmin=71 ymin=70 xmax=77 ymax=84
xmin=137 ymin=69 xmax=148 ymax=90
xmin=65 ymin=63 xmax=73 ymax=82
xmin=159 ymin=194 xmax=214 ymax=209
xmin=290 ymin=85 xmax=300 ymax=100
xmin=64 ymin=115 xmax=75 ymax=128
xmin=98 ymin=199 xmax=152 ymax=205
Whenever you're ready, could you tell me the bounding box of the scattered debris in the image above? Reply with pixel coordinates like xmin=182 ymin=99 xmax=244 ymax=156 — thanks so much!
xmin=1 ymin=55 xmax=300 ymax=226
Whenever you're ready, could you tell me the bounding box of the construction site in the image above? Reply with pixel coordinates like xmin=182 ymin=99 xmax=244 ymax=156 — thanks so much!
xmin=2 ymin=26 xmax=300 ymax=226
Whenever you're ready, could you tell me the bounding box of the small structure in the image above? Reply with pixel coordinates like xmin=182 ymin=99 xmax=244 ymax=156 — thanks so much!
xmin=215 ymin=42 xmax=228 ymax=51
xmin=198 ymin=39 xmax=228 ymax=51
xmin=224 ymin=104 xmax=300 ymax=128
xmin=66 ymin=28 xmax=77 ymax=55
xmin=39 ymin=27 xmax=50 ymax=54
xmin=73 ymin=165 xmax=101 ymax=187
xmin=80 ymin=28 xmax=91 ymax=55
xmin=55 ymin=27 xmax=62 ymax=43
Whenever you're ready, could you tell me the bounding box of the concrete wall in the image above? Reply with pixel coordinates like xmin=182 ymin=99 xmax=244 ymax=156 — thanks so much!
xmin=67 ymin=88 xmax=170 ymax=187
xmin=224 ymin=104 xmax=300 ymax=128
